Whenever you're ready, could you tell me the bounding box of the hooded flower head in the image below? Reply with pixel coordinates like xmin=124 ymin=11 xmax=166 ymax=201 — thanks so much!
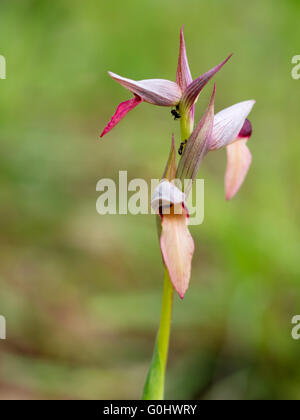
xmin=177 ymin=94 xmax=255 ymax=200
xmin=151 ymin=89 xmax=216 ymax=300
xmin=100 ymin=27 xmax=231 ymax=138
xmin=209 ymin=100 xmax=255 ymax=199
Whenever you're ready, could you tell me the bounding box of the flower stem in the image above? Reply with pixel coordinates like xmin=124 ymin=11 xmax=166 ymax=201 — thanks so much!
xmin=142 ymin=267 xmax=174 ymax=400
xmin=179 ymin=106 xmax=193 ymax=144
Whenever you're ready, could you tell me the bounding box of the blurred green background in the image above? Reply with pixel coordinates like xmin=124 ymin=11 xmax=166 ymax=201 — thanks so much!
xmin=0 ymin=0 xmax=300 ymax=400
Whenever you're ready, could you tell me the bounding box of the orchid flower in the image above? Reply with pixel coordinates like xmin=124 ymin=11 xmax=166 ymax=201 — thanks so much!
xmin=100 ymin=27 xmax=231 ymax=138
xmin=151 ymin=87 xmax=216 ymax=300
xmin=151 ymin=139 xmax=194 ymax=300
xmin=210 ymin=101 xmax=255 ymax=199
xmin=101 ymin=26 xmax=256 ymax=400
xmin=177 ymin=97 xmax=255 ymax=198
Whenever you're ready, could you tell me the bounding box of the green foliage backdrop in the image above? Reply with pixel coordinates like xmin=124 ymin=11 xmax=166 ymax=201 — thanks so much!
xmin=0 ymin=0 xmax=300 ymax=399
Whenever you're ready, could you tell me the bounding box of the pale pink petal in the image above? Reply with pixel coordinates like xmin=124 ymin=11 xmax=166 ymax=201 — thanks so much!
xmin=160 ymin=206 xmax=194 ymax=299
xmin=225 ymin=139 xmax=252 ymax=200
xmin=210 ymin=100 xmax=255 ymax=150
xmin=176 ymin=26 xmax=192 ymax=91
xmin=180 ymin=55 xmax=232 ymax=115
xmin=100 ymin=95 xmax=142 ymax=137
xmin=108 ymin=72 xmax=182 ymax=106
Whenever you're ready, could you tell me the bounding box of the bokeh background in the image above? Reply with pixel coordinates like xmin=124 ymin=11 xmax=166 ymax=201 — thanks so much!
xmin=0 ymin=0 xmax=300 ymax=400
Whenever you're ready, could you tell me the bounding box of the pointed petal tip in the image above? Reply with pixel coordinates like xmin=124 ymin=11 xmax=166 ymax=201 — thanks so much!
xmin=178 ymin=290 xmax=186 ymax=300
xmin=176 ymin=25 xmax=192 ymax=92
xmin=171 ymin=132 xmax=175 ymax=148
xmin=219 ymin=53 xmax=233 ymax=68
xmin=166 ymin=265 xmax=189 ymax=299
xmin=181 ymin=56 xmax=230 ymax=113
xmin=108 ymin=70 xmax=117 ymax=78
xmin=212 ymin=83 xmax=216 ymax=100
xmin=100 ymin=96 xmax=142 ymax=137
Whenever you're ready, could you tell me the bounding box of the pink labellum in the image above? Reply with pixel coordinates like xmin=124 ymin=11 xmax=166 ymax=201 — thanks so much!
xmin=176 ymin=26 xmax=193 ymax=92
xmin=160 ymin=205 xmax=194 ymax=299
xmin=181 ymin=55 xmax=232 ymax=115
xmin=225 ymin=138 xmax=252 ymax=200
xmin=100 ymin=95 xmax=142 ymax=137
xmin=108 ymin=72 xmax=182 ymax=106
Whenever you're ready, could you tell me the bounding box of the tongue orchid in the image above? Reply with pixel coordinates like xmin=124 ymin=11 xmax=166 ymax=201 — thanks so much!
xmin=100 ymin=27 xmax=231 ymax=138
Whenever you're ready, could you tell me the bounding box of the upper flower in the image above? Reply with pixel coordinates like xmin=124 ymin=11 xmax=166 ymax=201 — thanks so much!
xmin=177 ymin=87 xmax=255 ymax=200
xmin=100 ymin=27 xmax=231 ymax=137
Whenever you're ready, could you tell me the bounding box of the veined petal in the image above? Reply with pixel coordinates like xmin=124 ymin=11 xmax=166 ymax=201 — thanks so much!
xmin=176 ymin=26 xmax=192 ymax=91
xmin=225 ymin=138 xmax=252 ymax=200
xmin=180 ymin=55 xmax=232 ymax=115
xmin=100 ymin=95 xmax=142 ymax=137
xmin=210 ymin=100 xmax=255 ymax=149
xmin=108 ymin=72 xmax=182 ymax=106
xmin=160 ymin=205 xmax=194 ymax=299
xmin=162 ymin=134 xmax=177 ymax=181
xmin=177 ymin=85 xmax=216 ymax=195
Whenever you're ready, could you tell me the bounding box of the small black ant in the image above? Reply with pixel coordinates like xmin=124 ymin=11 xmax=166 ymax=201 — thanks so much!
xmin=178 ymin=139 xmax=187 ymax=156
xmin=171 ymin=104 xmax=181 ymax=120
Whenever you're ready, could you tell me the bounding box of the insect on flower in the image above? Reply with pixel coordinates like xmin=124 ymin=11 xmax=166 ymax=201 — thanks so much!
xmin=171 ymin=105 xmax=181 ymax=120
xmin=100 ymin=27 xmax=232 ymax=138
xmin=178 ymin=139 xmax=187 ymax=155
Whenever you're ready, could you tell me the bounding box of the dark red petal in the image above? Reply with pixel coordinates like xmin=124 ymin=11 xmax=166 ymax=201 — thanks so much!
xmin=100 ymin=95 xmax=142 ymax=138
xmin=238 ymin=119 xmax=253 ymax=139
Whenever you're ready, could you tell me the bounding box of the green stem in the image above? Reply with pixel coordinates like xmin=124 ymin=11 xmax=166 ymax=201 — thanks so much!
xmin=179 ymin=106 xmax=193 ymax=144
xmin=142 ymin=267 xmax=174 ymax=400
xmin=142 ymin=107 xmax=193 ymax=400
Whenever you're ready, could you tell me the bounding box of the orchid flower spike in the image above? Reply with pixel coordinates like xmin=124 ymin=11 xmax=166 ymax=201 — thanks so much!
xmin=152 ymin=89 xmax=255 ymax=299
xmin=100 ymin=27 xmax=231 ymax=137
xmin=152 ymin=137 xmax=194 ymax=299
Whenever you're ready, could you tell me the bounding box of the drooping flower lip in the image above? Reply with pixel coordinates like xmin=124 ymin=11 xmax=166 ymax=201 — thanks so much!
xmin=225 ymin=139 xmax=252 ymax=201
xmin=159 ymin=204 xmax=194 ymax=299
xmin=108 ymin=72 xmax=182 ymax=106
xmin=151 ymin=180 xmax=194 ymax=299
xmin=100 ymin=95 xmax=142 ymax=137
xmin=100 ymin=72 xmax=183 ymax=138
